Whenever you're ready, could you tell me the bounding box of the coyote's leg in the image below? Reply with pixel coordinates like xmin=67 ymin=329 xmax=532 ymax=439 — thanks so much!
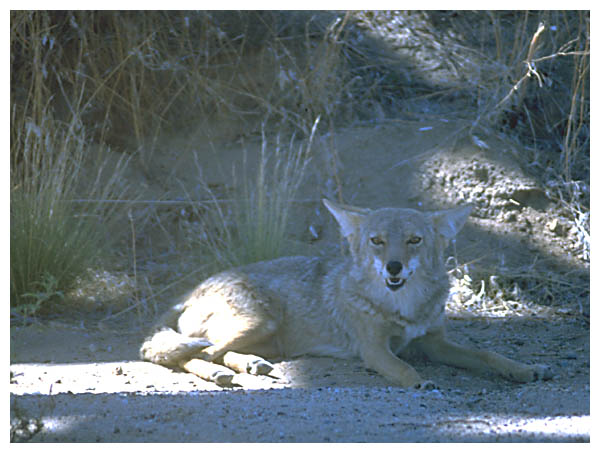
xmin=221 ymin=351 xmax=274 ymax=375
xmin=178 ymin=348 xmax=275 ymax=385
xmin=357 ymin=330 xmax=433 ymax=389
xmin=179 ymin=359 xmax=236 ymax=386
xmin=415 ymin=329 xmax=552 ymax=383
xmin=176 ymin=280 xmax=278 ymax=382
xmin=178 ymin=353 xmax=274 ymax=386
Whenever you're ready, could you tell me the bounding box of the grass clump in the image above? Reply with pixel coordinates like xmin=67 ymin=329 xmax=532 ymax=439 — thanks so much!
xmin=231 ymin=120 xmax=319 ymax=266
xmin=10 ymin=106 xmax=128 ymax=314
xmin=10 ymin=12 xmax=130 ymax=316
xmin=183 ymin=119 xmax=319 ymax=273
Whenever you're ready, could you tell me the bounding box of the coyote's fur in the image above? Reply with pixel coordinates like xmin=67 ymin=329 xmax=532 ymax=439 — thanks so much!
xmin=141 ymin=199 xmax=551 ymax=388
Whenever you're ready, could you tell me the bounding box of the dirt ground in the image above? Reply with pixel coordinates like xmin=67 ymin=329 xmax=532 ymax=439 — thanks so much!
xmin=10 ymin=316 xmax=590 ymax=442
xmin=10 ymin=117 xmax=590 ymax=442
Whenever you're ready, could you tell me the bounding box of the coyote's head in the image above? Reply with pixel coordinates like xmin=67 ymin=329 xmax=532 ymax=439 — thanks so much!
xmin=323 ymin=199 xmax=471 ymax=292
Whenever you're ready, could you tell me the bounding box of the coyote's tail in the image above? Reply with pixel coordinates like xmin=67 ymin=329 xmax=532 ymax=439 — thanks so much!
xmin=139 ymin=303 xmax=211 ymax=367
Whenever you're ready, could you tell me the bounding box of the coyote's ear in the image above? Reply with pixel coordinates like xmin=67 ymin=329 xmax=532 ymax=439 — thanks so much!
xmin=430 ymin=205 xmax=472 ymax=240
xmin=322 ymin=199 xmax=370 ymax=238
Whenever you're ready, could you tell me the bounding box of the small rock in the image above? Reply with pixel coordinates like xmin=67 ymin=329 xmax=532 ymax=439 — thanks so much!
xmin=547 ymin=218 xmax=567 ymax=236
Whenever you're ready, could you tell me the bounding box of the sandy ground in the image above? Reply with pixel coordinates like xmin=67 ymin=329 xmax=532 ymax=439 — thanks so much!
xmin=10 ymin=119 xmax=590 ymax=442
xmin=10 ymin=316 xmax=589 ymax=442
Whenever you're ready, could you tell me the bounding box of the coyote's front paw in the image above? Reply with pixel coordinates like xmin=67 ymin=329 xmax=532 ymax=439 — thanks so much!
xmin=507 ymin=364 xmax=553 ymax=383
xmin=222 ymin=351 xmax=274 ymax=375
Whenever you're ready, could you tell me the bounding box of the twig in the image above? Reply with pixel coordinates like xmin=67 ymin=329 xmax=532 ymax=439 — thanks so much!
xmin=64 ymin=198 xmax=321 ymax=205
xmin=127 ymin=208 xmax=140 ymax=316
xmin=531 ymin=50 xmax=589 ymax=64
xmin=471 ymin=22 xmax=548 ymax=133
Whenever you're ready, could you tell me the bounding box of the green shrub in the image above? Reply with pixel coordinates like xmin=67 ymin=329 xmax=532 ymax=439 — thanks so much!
xmin=10 ymin=108 xmax=128 ymax=314
xmin=11 ymin=11 xmax=130 ymax=315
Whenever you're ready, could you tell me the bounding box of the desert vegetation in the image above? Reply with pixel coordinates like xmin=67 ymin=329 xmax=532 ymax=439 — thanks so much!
xmin=10 ymin=11 xmax=589 ymax=319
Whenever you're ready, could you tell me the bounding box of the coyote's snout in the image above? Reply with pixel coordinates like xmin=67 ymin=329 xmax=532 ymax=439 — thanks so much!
xmin=368 ymin=228 xmax=420 ymax=292
xmin=141 ymin=199 xmax=552 ymax=388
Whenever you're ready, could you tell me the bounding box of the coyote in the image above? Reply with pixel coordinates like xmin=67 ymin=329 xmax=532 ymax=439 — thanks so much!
xmin=141 ymin=199 xmax=551 ymax=388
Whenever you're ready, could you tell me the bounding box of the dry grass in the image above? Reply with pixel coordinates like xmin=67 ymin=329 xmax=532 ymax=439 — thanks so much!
xmin=446 ymin=261 xmax=587 ymax=320
xmin=352 ymin=11 xmax=589 ymax=179
xmin=181 ymin=118 xmax=320 ymax=273
xmin=10 ymin=102 xmax=129 ymax=314
xmin=10 ymin=12 xmax=130 ymax=314
xmin=352 ymin=11 xmax=589 ymax=311
xmin=10 ymin=11 xmax=589 ymax=318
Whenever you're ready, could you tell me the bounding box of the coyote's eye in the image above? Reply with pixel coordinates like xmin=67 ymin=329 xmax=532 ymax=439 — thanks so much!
xmin=407 ymin=236 xmax=422 ymax=245
xmin=370 ymin=236 xmax=385 ymax=246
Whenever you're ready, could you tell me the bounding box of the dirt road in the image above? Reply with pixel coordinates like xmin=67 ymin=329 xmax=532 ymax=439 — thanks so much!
xmin=10 ymin=315 xmax=589 ymax=442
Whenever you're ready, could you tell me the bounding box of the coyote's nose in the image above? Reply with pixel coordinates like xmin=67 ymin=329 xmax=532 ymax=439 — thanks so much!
xmin=386 ymin=260 xmax=403 ymax=276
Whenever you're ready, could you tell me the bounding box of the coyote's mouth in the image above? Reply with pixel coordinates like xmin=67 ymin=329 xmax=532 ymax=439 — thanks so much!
xmin=386 ymin=277 xmax=406 ymax=291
